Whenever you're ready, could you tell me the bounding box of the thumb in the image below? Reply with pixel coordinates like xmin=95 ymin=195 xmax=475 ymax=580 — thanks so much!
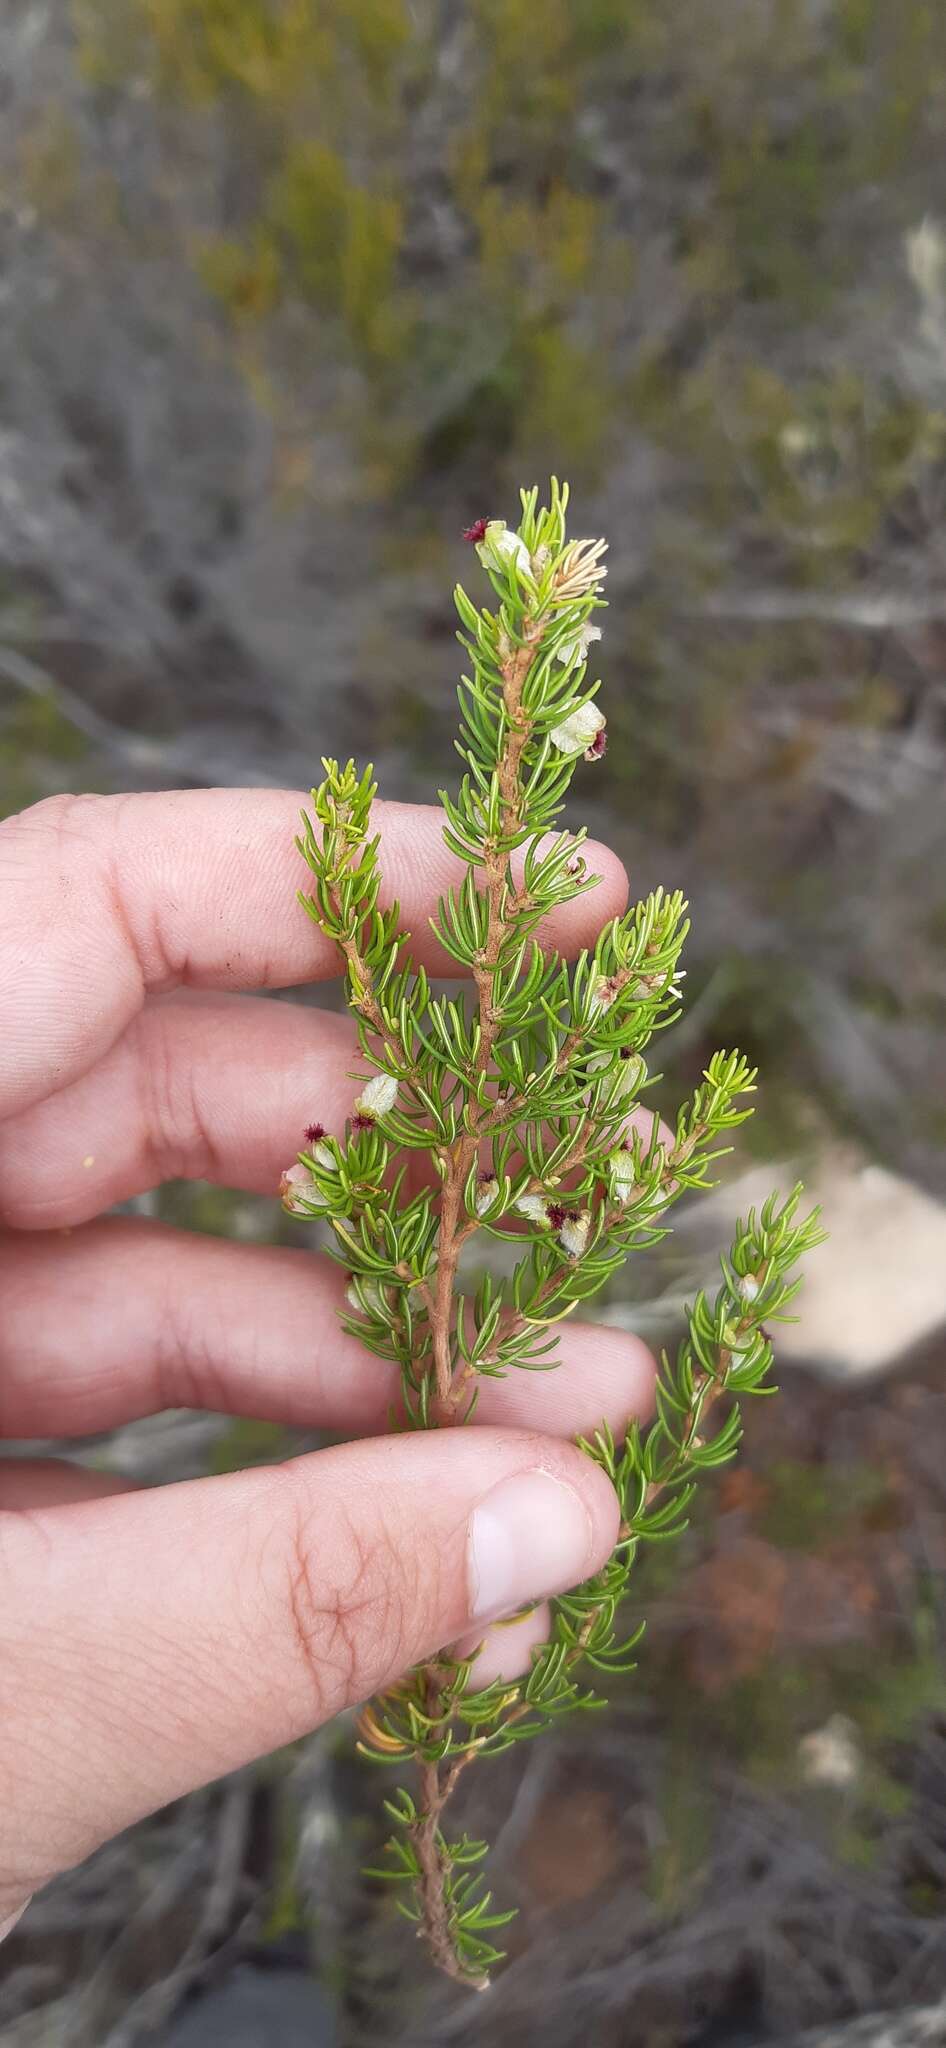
xmin=0 ymin=1430 xmax=618 ymax=1915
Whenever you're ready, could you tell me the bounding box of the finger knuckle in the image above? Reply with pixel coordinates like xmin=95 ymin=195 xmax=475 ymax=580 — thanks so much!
xmin=0 ymin=790 xmax=100 ymax=848
xmin=136 ymin=1003 xmax=218 ymax=1182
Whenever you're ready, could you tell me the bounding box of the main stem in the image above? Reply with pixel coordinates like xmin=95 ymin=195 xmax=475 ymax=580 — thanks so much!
xmin=426 ymin=615 xmax=546 ymax=1408
xmin=410 ymin=617 xmax=547 ymax=1977
xmin=411 ymin=1747 xmax=483 ymax=1990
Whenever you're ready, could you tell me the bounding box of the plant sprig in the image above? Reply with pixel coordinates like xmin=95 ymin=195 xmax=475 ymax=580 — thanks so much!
xmin=282 ymin=481 xmax=824 ymax=1987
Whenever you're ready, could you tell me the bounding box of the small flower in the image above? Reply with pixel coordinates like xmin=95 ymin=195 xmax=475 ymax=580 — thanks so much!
xmin=280 ymin=1162 xmax=326 ymax=1215
xmin=738 ymin=1273 xmax=761 ymax=1303
xmin=549 ymin=702 xmax=606 ymax=758
xmin=475 ymin=520 xmax=532 ymax=580
xmin=514 ymin=1192 xmax=550 ymax=1225
xmin=559 ymin=1209 xmax=591 ymax=1259
xmin=475 ymin=1173 xmax=500 ymax=1216
xmin=584 ymin=725 xmax=607 ymax=761
xmin=552 ymin=537 xmax=608 ymax=602
xmin=555 ymin=622 xmax=602 ymax=667
xmin=462 ymin=517 xmax=491 ymax=543
xmin=303 ymin=1125 xmax=335 ymax=1169
xmin=354 ymin=1072 xmax=398 ymax=1121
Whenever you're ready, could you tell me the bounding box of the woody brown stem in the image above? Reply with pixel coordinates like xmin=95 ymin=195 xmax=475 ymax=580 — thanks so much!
xmin=411 ymin=1755 xmax=484 ymax=1989
xmin=424 ymin=615 xmax=547 ymax=1415
xmin=334 ymin=927 xmax=415 ymax=1083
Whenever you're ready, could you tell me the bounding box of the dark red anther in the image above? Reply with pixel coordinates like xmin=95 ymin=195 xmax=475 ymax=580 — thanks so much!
xmin=304 ymin=1122 xmax=326 ymax=1144
xmin=547 ymin=1201 xmax=579 ymax=1230
xmin=351 ymin=1112 xmax=374 ymax=1133
xmin=585 ymin=727 xmax=608 ymax=761
xmin=462 ymin=518 xmax=490 ymax=543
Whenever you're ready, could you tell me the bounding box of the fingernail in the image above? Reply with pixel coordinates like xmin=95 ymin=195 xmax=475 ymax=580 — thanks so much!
xmin=468 ymin=1470 xmax=593 ymax=1624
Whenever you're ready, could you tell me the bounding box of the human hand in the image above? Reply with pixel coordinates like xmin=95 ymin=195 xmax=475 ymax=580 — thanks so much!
xmin=0 ymin=789 xmax=657 ymax=1935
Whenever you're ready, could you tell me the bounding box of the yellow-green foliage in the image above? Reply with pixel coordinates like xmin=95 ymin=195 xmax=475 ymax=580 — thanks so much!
xmin=64 ymin=0 xmax=946 ymax=494
xmin=463 ymin=0 xmax=637 ymax=138
xmin=77 ymin=0 xmax=411 ymax=365
xmin=260 ymin=1783 xmax=306 ymax=1941
xmin=209 ymin=1417 xmax=295 ymax=1475
xmin=76 ymin=0 xmax=410 ymax=105
xmin=648 ymin=1719 xmax=713 ymax=1911
xmin=196 ymin=227 xmax=283 ymax=325
xmin=269 ymin=143 xmax=403 ymax=358
xmin=0 ymin=689 xmax=91 ymax=820
xmin=757 ymin=1457 xmax=893 ymax=1552
xmin=731 ymin=369 xmax=944 ymax=565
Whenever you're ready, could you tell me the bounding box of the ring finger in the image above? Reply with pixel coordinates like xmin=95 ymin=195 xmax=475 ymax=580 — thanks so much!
xmin=0 ymin=1218 xmax=657 ymax=1444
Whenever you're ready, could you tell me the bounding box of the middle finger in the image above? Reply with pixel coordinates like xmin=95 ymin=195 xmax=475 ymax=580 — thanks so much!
xmin=0 ymin=990 xmax=359 ymax=1228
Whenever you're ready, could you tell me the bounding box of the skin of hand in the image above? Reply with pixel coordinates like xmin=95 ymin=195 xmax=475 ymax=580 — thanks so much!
xmin=0 ymin=789 xmax=659 ymax=1935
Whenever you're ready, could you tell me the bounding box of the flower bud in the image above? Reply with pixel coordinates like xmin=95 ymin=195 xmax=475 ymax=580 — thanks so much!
xmin=346 ymin=1277 xmax=387 ymax=1316
xmin=608 ymin=1146 xmax=636 ymax=1204
xmin=475 ymin=1173 xmax=500 ymax=1216
xmin=585 ymin=1050 xmax=643 ymax=1102
xmin=550 ymin=702 xmax=606 ymax=759
xmin=616 ymin=1051 xmax=647 ymax=1098
xmin=737 ymin=1273 xmax=761 ymax=1302
xmin=354 ymin=1072 xmax=398 ymax=1120
xmin=280 ymin=1162 xmax=327 ymax=1215
xmin=475 ymin=520 xmax=532 ymax=581
xmin=514 ymin=1192 xmax=550 ymax=1225
xmin=722 ymin=1319 xmax=753 ymax=1359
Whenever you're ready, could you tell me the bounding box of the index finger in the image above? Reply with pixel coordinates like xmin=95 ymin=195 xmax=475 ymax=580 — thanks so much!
xmin=0 ymin=789 xmax=627 ymax=1121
